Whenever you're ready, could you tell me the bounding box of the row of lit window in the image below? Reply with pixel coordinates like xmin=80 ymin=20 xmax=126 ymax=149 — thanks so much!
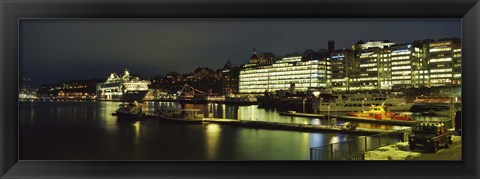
xmin=430 ymin=58 xmax=452 ymax=63
xmin=392 ymin=76 xmax=411 ymax=80
xmin=429 ymin=42 xmax=452 ymax=47
xmin=269 ymin=69 xmax=317 ymax=74
xmin=430 ymin=79 xmax=452 ymax=83
xmin=391 ymin=70 xmax=411 ymax=75
xmin=391 ymin=56 xmax=410 ymax=61
xmin=269 ymin=71 xmax=316 ymax=76
xmin=430 ymin=68 xmax=453 ymax=73
xmin=270 ymin=65 xmax=318 ymax=70
xmin=356 ymin=77 xmax=378 ymax=81
xmin=360 ymin=54 xmax=377 ymax=58
xmin=360 ymin=63 xmax=376 ymax=67
xmin=429 ymin=47 xmax=452 ymax=53
xmin=392 ymin=81 xmax=411 ymax=84
xmin=269 ymin=76 xmax=322 ymax=81
xmin=331 ymin=78 xmax=347 ymax=82
xmin=391 ymin=51 xmax=411 ymax=56
xmin=430 ymin=74 xmax=452 ymax=78
xmin=391 ymin=61 xmax=411 ymax=66
xmin=240 ymin=70 xmax=268 ymax=75
xmin=391 ymin=66 xmax=411 ymax=70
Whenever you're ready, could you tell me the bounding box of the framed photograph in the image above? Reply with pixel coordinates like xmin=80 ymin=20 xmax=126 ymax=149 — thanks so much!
xmin=1 ymin=0 xmax=479 ymax=178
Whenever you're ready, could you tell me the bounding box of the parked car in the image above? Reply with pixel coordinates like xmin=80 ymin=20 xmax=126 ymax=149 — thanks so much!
xmin=409 ymin=122 xmax=452 ymax=153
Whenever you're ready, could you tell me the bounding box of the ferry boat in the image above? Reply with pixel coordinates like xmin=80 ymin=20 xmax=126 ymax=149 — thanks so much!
xmin=156 ymin=107 xmax=204 ymax=123
xmin=347 ymin=105 xmax=412 ymax=121
xmin=96 ymin=69 xmax=150 ymax=102
xmin=313 ymin=94 xmax=414 ymax=112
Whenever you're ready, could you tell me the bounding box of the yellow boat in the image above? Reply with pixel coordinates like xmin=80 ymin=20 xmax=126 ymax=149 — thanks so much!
xmin=347 ymin=105 xmax=412 ymax=121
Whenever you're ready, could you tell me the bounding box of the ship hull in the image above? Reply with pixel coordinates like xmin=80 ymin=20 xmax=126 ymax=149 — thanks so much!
xmin=122 ymin=90 xmax=149 ymax=102
xmin=96 ymin=91 xmax=148 ymax=102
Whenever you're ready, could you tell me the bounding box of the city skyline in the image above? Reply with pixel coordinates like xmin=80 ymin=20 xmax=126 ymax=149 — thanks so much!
xmin=20 ymin=19 xmax=460 ymax=87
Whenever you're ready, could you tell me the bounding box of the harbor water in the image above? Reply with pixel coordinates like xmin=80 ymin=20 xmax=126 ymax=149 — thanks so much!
xmin=20 ymin=101 xmax=450 ymax=160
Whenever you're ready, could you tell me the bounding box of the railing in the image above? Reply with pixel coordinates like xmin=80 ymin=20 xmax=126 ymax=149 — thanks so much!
xmin=310 ymin=132 xmax=404 ymax=160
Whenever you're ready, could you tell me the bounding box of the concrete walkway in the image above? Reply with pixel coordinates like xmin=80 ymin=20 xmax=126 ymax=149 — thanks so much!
xmin=364 ymin=136 xmax=461 ymax=160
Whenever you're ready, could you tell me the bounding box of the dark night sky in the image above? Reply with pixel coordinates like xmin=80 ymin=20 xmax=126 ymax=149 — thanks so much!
xmin=20 ymin=19 xmax=461 ymax=87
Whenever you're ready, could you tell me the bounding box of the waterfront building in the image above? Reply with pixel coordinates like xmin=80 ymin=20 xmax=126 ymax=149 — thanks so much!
xmin=390 ymin=44 xmax=414 ymax=89
xmin=350 ymin=40 xmax=396 ymax=90
xmin=222 ymin=60 xmax=240 ymax=96
xmin=330 ymin=49 xmax=355 ymax=91
xmin=239 ymin=50 xmax=330 ymax=94
xmin=410 ymin=40 xmax=431 ymax=88
xmin=378 ymin=48 xmax=392 ymax=90
xmin=351 ymin=48 xmax=383 ymax=90
xmin=238 ymin=49 xmax=272 ymax=94
xmin=268 ymin=56 xmax=330 ymax=93
xmin=427 ymin=38 xmax=462 ymax=87
xmin=452 ymin=40 xmax=462 ymax=85
xmin=239 ymin=38 xmax=461 ymax=94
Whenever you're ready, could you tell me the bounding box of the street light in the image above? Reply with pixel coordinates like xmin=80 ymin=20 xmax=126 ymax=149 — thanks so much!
xmin=362 ymin=98 xmax=365 ymax=111
xmin=327 ymin=104 xmax=330 ymax=126
xmin=303 ymin=98 xmax=307 ymax=113
xmin=362 ymin=97 xmax=367 ymax=111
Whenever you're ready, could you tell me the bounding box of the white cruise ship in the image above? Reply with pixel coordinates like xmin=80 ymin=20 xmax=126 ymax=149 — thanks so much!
xmin=96 ymin=69 xmax=150 ymax=102
xmin=313 ymin=93 xmax=414 ymax=112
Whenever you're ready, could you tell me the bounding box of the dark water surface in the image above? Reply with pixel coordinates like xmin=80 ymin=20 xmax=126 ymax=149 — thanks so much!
xmin=20 ymin=101 xmax=447 ymax=160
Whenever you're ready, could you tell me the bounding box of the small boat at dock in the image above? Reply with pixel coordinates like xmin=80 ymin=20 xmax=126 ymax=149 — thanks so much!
xmin=156 ymin=107 xmax=204 ymax=123
xmin=112 ymin=102 xmax=145 ymax=119
xmin=347 ymin=105 xmax=412 ymax=121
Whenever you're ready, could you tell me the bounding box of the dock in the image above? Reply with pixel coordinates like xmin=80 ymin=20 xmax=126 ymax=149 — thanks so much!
xmin=202 ymin=118 xmax=398 ymax=135
xmin=139 ymin=114 xmax=403 ymax=134
xmin=279 ymin=112 xmax=417 ymax=126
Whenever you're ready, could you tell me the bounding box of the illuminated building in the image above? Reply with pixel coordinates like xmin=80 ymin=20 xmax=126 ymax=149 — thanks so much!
xmin=240 ymin=38 xmax=461 ymax=94
xmin=269 ymin=56 xmax=330 ymax=92
xmin=378 ymin=48 xmax=392 ymax=90
xmin=410 ymin=40 xmax=430 ymax=88
xmin=222 ymin=60 xmax=240 ymax=95
xmin=427 ymin=38 xmax=462 ymax=86
xmin=239 ymin=52 xmax=330 ymax=94
xmin=452 ymin=40 xmax=462 ymax=85
xmin=352 ymin=48 xmax=381 ymax=90
xmin=350 ymin=40 xmax=396 ymax=90
xmin=390 ymin=44 xmax=414 ymax=89
xmin=330 ymin=49 xmax=354 ymax=91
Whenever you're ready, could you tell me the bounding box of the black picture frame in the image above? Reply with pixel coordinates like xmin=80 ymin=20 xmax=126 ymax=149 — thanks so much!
xmin=1 ymin=0 xmax=479 ymax=178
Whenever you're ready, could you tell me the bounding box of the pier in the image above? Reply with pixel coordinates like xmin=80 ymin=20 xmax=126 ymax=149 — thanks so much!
xmin=279 ymin=112 xmax=417 ymax=126
xmin=143 ymin=114 xmax=402 ymax=135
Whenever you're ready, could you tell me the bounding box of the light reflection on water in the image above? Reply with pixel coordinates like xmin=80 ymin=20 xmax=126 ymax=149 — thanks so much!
xmin=20 ymin=101 xmax=450 ymax=160
xmin=205 ymin=123 xmax=221 ymax=159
